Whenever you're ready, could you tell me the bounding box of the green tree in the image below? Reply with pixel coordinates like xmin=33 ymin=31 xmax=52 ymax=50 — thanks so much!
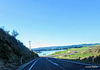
xmin=12 ymin=29 xmax=19 ymax=37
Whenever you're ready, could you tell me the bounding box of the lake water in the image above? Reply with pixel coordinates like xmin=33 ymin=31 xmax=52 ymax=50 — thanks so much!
xmin=37 ymin=50 xmax=65 ymax=56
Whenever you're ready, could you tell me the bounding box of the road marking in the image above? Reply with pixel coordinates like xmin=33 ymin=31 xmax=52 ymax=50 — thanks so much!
xmin=46 ymin=58 xmax=65 ymax=70
xmin=28 ymin=58 xmax=39 ymax=70
xmin=18 ymin=59 xmax=37 ymax=70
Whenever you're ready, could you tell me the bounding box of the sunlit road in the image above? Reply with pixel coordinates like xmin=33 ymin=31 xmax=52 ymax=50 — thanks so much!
xmin=22 ymin=57 xmax=100 ymax=70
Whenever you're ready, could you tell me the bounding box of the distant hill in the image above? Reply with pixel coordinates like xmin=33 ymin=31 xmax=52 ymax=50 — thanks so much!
xmin=32 ymin=43 xmax=100 ymax=51
xmin=0 ymin=28 xmax=39 ymax=70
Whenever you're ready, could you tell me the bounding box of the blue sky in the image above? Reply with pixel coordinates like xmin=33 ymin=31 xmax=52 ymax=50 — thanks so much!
xmin=0 ymin=0 xmax=100 ymax=48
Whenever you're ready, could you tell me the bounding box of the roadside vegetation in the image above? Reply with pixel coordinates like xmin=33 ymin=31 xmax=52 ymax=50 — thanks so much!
xmin=0 ymin=28 xmax=39 ymax=70
xmin=51 ymin=45 xmax=100 ymax=65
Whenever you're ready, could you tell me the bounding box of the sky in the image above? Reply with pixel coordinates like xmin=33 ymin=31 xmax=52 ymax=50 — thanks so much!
xmin=0 ymin=0 xmax=100 ymax=48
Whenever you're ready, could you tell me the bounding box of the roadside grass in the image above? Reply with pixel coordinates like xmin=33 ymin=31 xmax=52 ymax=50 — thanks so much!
xmin=67 ymin=53 xmax=93 ymax=59
xmin=55 ymin=53 xmax=93 ymax=59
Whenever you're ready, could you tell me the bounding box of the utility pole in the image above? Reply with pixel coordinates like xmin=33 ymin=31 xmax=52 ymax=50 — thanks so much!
xmin=29 ymin=41 xmax=31 ymax=60
xmin=29 ymin=41 xmax=31 ymax=50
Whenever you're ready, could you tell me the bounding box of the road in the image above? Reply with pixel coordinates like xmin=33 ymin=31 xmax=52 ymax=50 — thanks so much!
xmin=22 ymin=57 xmax=100 ymax=70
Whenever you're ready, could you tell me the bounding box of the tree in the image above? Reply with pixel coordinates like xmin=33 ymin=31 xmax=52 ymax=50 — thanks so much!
xmin=5 ymin=31 xmax=10 ymax=34
xmin=12 ymin=29 xmax=19 ymax=37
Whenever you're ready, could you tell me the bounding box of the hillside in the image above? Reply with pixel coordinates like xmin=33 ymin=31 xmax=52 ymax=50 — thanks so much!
xmin=0 ymin=28 xmax=39 ymax=70
xmin=82 ymin=45 xmax=100 ymax=63
xmin=51 ymin=45 xmax=100 ymax=65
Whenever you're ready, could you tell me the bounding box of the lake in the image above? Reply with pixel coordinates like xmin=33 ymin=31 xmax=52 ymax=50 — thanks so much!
xmin=37 ymin=50 xmax=65 ymax=56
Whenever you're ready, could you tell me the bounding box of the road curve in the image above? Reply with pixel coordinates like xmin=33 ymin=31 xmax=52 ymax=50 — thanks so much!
xmin=21 ymin=57 xmax=100 ymax=70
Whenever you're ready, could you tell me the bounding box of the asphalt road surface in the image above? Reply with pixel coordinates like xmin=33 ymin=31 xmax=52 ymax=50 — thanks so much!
xmin=22 ymin=57 xmax=100 ymax=70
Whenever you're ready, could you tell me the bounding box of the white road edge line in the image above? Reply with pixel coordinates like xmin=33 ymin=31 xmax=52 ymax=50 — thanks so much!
xmin=46 ymin=58 xmax=65 ymax=70
xmin=28 ymin=58 xmax=39 ymax=70
xmin=18 ymin=59 xmax=37 ymax=70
